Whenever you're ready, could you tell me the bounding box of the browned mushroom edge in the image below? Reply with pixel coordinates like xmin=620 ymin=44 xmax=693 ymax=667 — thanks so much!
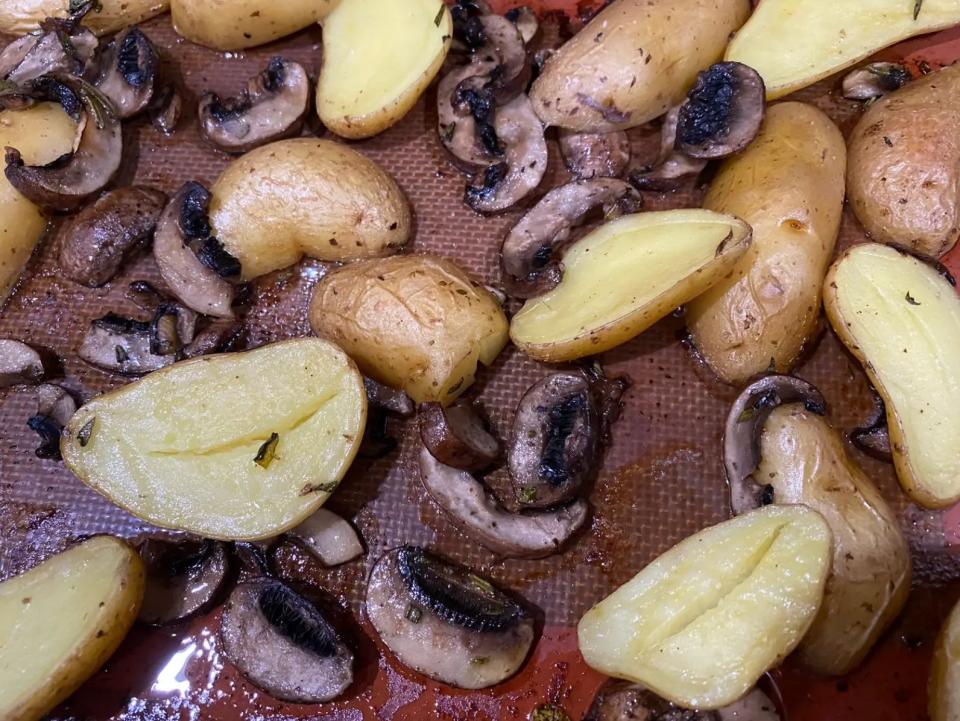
xmin=0 ymin=339 xmax=45 ymax=387
xmin=198 ymin=57 xmax=309 ymax=155
xmin=27 ymin=383 xmax=77 ymax=460
xmin=842 ymin=62 xmax=912 ymax=102
xmin=136 ymin=538 xmax=230 ymax=625
xmin=850 ymin=387 xmax=892 ymax=461
xmin=558 ymin=128 xmax=632 ymax=181
xmin=504 ymin=6 xmax=539 ymax=45
xmin=93 ymin=27 xmax=158 ymax=119
xmin=723 ymin=374 xmax=827 ymax=515
xmin=0 ymin=18 xmax=97 ymax=87
xmin=418 ymin=401 xmax=501 ymax=471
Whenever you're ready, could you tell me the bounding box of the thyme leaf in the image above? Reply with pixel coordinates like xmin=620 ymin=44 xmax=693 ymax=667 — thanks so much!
xmin=254 ymin=432 xmax=279 ymax=468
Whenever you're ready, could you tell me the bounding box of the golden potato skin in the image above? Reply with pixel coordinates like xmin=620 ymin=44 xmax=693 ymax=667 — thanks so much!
xmin=209 ymin=139 xmax=412 ymax=280
xmin=758 ymin=405 xmax=911 ymax=676
xmin=0 ymin=103 xmax=77 ymax=307
xmin=0 ymin=0 xmax=167 ymax=35
xmin=847 ymin=64 xmax=960 ymax=258
xmin=310 ymin=255 xmax=509 ymax=405
xmin=687 ymin=102 xmax=846 ymax=385
xmin=172 ymin=0 xmax=333 ymax=50
xmin=529 ymin=0 xmax=750 ymax=132
xmin=931 ymin=598 xmax=960 ymax=721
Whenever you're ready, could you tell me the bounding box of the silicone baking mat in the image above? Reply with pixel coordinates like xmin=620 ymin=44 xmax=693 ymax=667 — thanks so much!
xmin=2 ymin=2 xmax=960 ymax=719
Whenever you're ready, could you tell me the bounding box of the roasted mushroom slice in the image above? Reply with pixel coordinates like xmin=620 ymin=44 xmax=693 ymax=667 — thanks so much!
xmin=137 ymin=539 xmax=230 ymax=625
xmin=366 ymin=546 xmax=535 ymax=689
xmin=0 ymin=339 xmax=44 ymax=387
xmin=198 ymin=58 xmax=309 ymax=155
xmin=93 ymin=27 xmax=158 ymax=119
xmin=0 ymin=20 xmax=98 ymax=86
xmin=180 ymin=319 xmax=242 ymax=359
xmin=723 ymin=374 xmax=826 ymax=515
xmin=500 ymin=178 xmax=642 ymax=298
xmin=153 ymin=182 xmax=239 ymax=318
xmin=364 ymin=376 xmax=414 ymax=417
xmin=286 ymin=508 xmax=364 ymax=567
xmin=27 ymin=383 xmax=77 ymax=460
xmin=78 ymin=314 xmax=175 ymax=375
xmin=585 ymin=681 xmax=781 ymax=721
xmin=842 ymin=62 xmax=911 ymax=101
xmin=472 ymin=15 xmax=530 ymax=101
xmin=5 ymin=75 xmax=121 ymax=212
xmin=558 ymin=129 xmax=631 ymax=181
xmin=629 ymin=106 xmax=708 ymax=192
xmin=437 ymin=61 xmax=502 ymax=171
xmin=220 ymin=579 xmax=354 ymax=703
xmin=150 ymin=81 xmax=182 ymax=135
xmin=505 ymin=6 xmax=539 ymax=45
xmin=418 ymin=447 xmax=588 ymax=558
xmin=850 ymin=388 xmax=892 ymax=461
xmin=59 ymin=186 xmax=167 ymax=287
xmin=419 ymin=401 xmax=500 ymax=472
xmin=465 ymin=94 xmax=547 ymax=214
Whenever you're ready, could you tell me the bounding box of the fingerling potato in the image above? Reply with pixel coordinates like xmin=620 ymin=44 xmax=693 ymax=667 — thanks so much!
xmin=687 ymin=102 xmax=846 ymax=384
xmin=0 ymin=0 xmax=167 ymax=35
xmin=209 ymin=139 xmax=412 ymax=280
xmin=171 ymin=0 xmax=333 ymax=50
xmin=309 ymin=254 xmax=508 ymax=405
xmin=824 ymin=243 xmax=960 ymax=508
xmin=510 ymin=209 xmax=752 ymax=363
xmin=530 ymin=0 xmax=750 ymax=132
xmin=0 ymin=536 xmax=145 ymax=721
xmin=847 ymin=64 xmax=960 ymax=258
xmin=62 ymin=339 xmax=367 ymax=540
xmin=931 ymin=597 xmax=960 ymax=721
xmin=578 ymin=505 xmax=831 ymax=709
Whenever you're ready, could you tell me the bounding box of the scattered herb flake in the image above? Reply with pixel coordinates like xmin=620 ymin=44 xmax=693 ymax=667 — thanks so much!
xmin=78 ymin=417 xmax=95 ymax=447
xmin=530 ymin=705 xmax=572 ymax=721
xmin=470 ymin=656 xmax=489 ymax=666
xmin=914 ymin=0 xmax=923 ymax=20
xmin=114 ymin=345 xmax=128 ymax=364
xmin=405 ymin=604 xmax=423 ymax=623
xmin=906 ymin=291 xmax=921 ymax=306
xmin=254 ymin=432 xmax=279 ymax=468
xmin=434 ymin=4 xmax=445 ymax=26
xmin=737 ymin=407 xmax=757 ymax=423
xmin=518 ymin=487 xmax=538 ymax=504
xmin=300 ymin=481 xmax=338 ymax=496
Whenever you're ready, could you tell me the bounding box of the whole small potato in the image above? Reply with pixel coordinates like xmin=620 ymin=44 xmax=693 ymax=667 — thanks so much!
xmin=687 ymin=102 xmax=846 ymax=385
xmin=0 ymin=0 xmax=168 ymax=35
xmin=931 ymin=597 xmax=960 ymax=721
xmin=310 ymin=255 xmax=508 ymax=405
xmin=847 ymin=63 xmax=960 ymax=258
xmin=529 ymin=0 xmax=750 ymax=132
xmin=171 ymin=0 xmax=333 ymax=50
xmin=209 ymin=139 xmax=412 ymax=280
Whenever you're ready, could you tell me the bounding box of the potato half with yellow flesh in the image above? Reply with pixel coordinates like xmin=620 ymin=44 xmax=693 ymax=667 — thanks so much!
xmin=317 ymin=0 xmax=452 ymax=139
xmin=930 ymin=597 xmax=960 ymax=721
xmin=726 ymin=0 xmax=960 ymax=99
xmin=510 ymin=210 xmax=752 ymax=362
xmin=0 ymin=103 xmax=78 ymax=306
xmin=62 ymin=339 xmax=367 ymax=540
xmin=172 ymin=0 xmax=334 ymax=50
xmin=0 ymin=0 xmax=167 ymax=35
xmin=824 ymin=244 xmax=960 ymax=508
xmin=578 ymin=505 xmax=831 ymax=710
xmin=0 ymin=536 xmax=145 ymax=721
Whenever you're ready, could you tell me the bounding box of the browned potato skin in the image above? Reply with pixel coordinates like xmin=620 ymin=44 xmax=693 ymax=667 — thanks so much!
xmin=931 ymin=598 xmax=960 ymax=721
xmin=847 ymin=63 xmax=960 ymax=258
xmin=529 ymin=0 xmax=750 ymax=132
xmin=687 ymin=102 xmax=846 ymax=385
xmin=758 ymin=405 xmax=911 ymax=676
xmin=309 ymin=255 xmax=508 ymax=405
xmin=172 ymin=0 xmax=334 ymax=50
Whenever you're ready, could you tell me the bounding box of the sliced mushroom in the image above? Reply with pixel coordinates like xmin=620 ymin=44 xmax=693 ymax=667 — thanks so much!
xmin=358 ymin=377 xmax=414 ymax=459
xmin=418 ymin=401 xmax=500 ymax=471
xmin=437 ymin=61 xmax=503 ymax=171
xmin=78 ymin=313 xmax=175 ymax=375
xmin=723 ymin=374 xmax=827 ymax=515
xmin=126 ymin=279 xmax=168 ymax=310
xmin=5 ymin=75 xmax=121 ymax=212
xmin=198 ymin=57 xmax=309 ymax=155
xmin=366 ymin=546 xmax=535 ymax=689
xmin=0 ymin=339 xmax=44 ymax=387
xmin=465 ymin=93 xmax=547 ymax=214
xmin=585 ymin=681 xmax=780 ymax=721
xmin=137 ymin=539 xmax=230 ymax=625
xmin=418 ymin=447 xmax=588 ymax=558
xmin=286 ymin=508 xmax=364 ymax=567
xmin=842 ymin=62 xmax=911 ymax=101
xmin=850 ymin=388 xmax=892 ymax=461
xmin=450 ymin=0 xmax=494 ymax=50
xmin=220 ymin=579 xmax=354 ymax=702
xmin=93 ymin=27 xmax=158 ymax=119
xmin=558 ymin=129 xmax=631 ymax=181
xmin=180 ymin=319 xmax=243 ymax=359
xmin=58 ymin=186 xmax=167 ymax=287
xmin=153 ymin=182 xmax=239 ymax=318
xmin=629 ymin=106 xmax=708 ymax=191
xmin=471 ymin=15 xmax=530 ymax=101
xmin=150 ymin=81 xmax=182 ymax=135
xmin=0 ymin=20 xmax=98 ymax=86
xmin=505 ymin=6 xmax=539 ymax=45
xmin=500 ymin=178 xmax=642 ymax=298
xmin=364 ymin=376 xmax=414 ymax=417
xmin=27 ymin=383 xmax=77 ymax=460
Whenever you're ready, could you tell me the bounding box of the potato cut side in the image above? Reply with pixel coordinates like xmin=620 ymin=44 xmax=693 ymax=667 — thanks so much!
xmin=317 ymin=0 xmax=452 ymax=139
xmin=0 ymin=536 xmax=145 ymax=721
xmin=931 ymin=598 xmax=960 ymax=721
xmin=61 ymin=339 xmax=367 ymax=540
xmin=824 ymin=244 xmax=960 ymax=508
xmin=578 ymin=505 xmax=831 ymax=709
xmin=726 ymin=0 xmax=960 ymax=99
xmin=510 ymin=210 xmax=752 ymax=362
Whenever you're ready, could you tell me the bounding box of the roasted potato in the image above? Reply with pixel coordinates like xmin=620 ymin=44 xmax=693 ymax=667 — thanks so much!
xmin=0 ymin=536 xmax=145 ymax=721
xmin=0 ymin=103 xmax=77 ymax=307
xmin=930 ymin=597 xmax=960 ymax=721
xmin=171 ymin=0 xmax=333 ymax=50
xmin=757 ymin=405 xmax=911 ymax=675
xmin=824 ymin=243 xmax=960 ymax=508
xmin=726 ymin=0 xmax=960 ymax=100
xmin=529 ymin=0 xmax=750 ymax=132
xmin=316 ymin=0 xmax=452 ymax=139
xmin=208 ymin=139 xmax=412 ymax=280
xmin=510 ymin=209 xmax=752 ymax=363
xmin=62 ymin=339 xmax=367 ymax=540
xmin=309 ymin=254 xmax=508 ymax=405
xmin=578 ymin=505 xmax=831 ymax=709
xmin=847 ymin=63 xmax=960 ymax=258
xmin=687 ymin=102 xmax=846 ymax=385
xmin=0 ymin=0 xmax=167 ymax=35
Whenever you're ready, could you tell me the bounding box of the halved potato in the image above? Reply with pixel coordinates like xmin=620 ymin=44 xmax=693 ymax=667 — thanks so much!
xmin=931 ymin=597 xmax=960 ymax=721
xmin=317 ymin=0 xmax=452 ymax=139
xmin=824 ymin=243 xmax=960 ymax=509
xmin=61 ymin=339 xmax=367 ymax=540
xmin=171 ymin=0 xmax=334 ymax=50
xmin=725 ymin=0 xmax=960 ymax=99
xmin=578 ymin=505 xmax=831 ymax=710
xmin=0 ymin=536 xmax=145 ymax=721
xmin=0 ymin=0 xmax=167 ymax=35
xmin=510 ymin=210 xmax=752 ymax=362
